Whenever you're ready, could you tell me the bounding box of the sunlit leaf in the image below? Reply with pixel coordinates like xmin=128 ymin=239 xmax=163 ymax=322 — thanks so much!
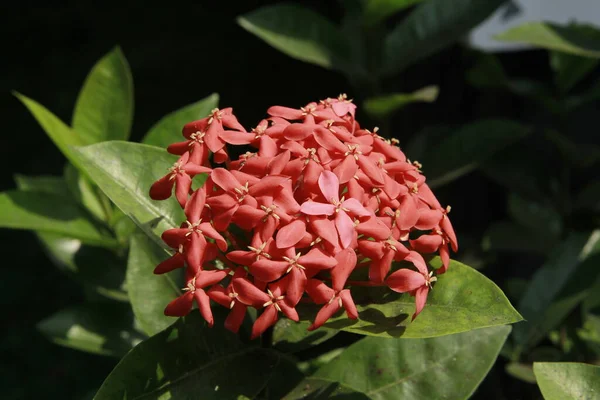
xmin=534 ymin=362 xmax=600 ymax=400
xmin=363 ymin=86 xmax=438 ymax=119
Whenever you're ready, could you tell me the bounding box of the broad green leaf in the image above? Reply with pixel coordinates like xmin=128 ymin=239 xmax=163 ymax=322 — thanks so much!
xmin=142 ymin=94 xmax=219 ymax=148
xmin=533 ymin=362 xmax=600 ymax=400
xmin=381 ymin=0 xmax=505 ymax=76
xmin=482 ymin=221 xmax=553 ymax=255
xmin=305 ymin=258 xmax=522 ymax=338
xmin=363 ymin=0 xmax=423 ymax=26
xmin=14 ymin=92 xmax=89 ymax=168
xmin=363 ymin=86 xmax=438 ymax=119
xmin=64 ymin=163 xmax=109 ymax=222
xmin=513 ymin=231 xmax=600 ymax=351
xmin=37 ymin=302 xmax=145 ymax=357
xmin=284 ymin=325 xmax=511 ymax=400
xmin=507 ymin=193 xmax=562 ymax=240
xmin=421 ymin=119 xmax=531 ymax=188
xmin=495 ymin=22 xmax=600 ymax=58
xmin=505 ymin=362 xmax=537 ymax=384
xmin=94 ymin=312 xmax=303 ymax=400
xmin=575 ymin=181 xmax=600 ymax=211
xmin=0 ymin=190 xmax=117 ymax=248
xmin=72 ymin=47 xmax=134 ymax=142
xmin=71 ymin=141 xmax=186 ymax=246
xmin=550 ymin=51 xmax=599 ymax=93
xmin=127 ymin=234 xmax=180 ymax=336
xmin=273 ymin=319 xmax=337 ymax=354
xmin=238 ymin=4 xmax=355 ymax=73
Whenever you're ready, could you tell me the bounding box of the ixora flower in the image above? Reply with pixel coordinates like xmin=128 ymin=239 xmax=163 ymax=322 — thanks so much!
xmin=149 ymin=97 xmax=457 ymax=338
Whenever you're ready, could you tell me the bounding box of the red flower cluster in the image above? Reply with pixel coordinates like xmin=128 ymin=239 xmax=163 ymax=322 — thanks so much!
xmin=149 ymin=96 xmax=457 ymax=339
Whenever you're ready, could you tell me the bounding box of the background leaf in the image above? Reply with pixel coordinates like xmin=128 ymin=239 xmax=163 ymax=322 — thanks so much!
xmin=533 ymin=362 xmax=600 ymax=400
xmin=237 ymin=3 xmax=355 ymax=73
xmin=550 ymin=51 xmax=599 ymax=93
xmin=363 ymin=86 xmax=438 ymax=119
xmin=142 ymin=94 xmax=219 ymax=148
xmin=273 ymin=319 xmax=337 ymax=354
xmin=284 ymin=325 xmax=511 ymax=400
xmin=72 ymin=47 xmax=134 ymax=142
xmin=482 ymin=221 xmax=553 ymax=255
xmin=363 ymin=0 xmax=423 ymax=26
xmin=381 ymin=0 xmax=505 ymax=75
xmin=13 ymin=174 xmax=69 ymax=195
xmin=127 ymin=234 xmax=180 ymax=336
xmin=64 ymin=163 xmax=109 ymax=222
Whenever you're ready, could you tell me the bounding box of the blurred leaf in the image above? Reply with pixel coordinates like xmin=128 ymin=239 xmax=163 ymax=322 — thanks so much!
xmin=565 ymin=76 xmax=600 ymax=110
xmin=363 ymin=0 xmax=422 ymax=26
xmin=363 ymin=86 xmax=438 ymax=119
xmin=513 ymin=230 xmax=600 ymax=351
xmin=238 ymin=3 xmax=355 ymax=73
xmin=304 ymin=258 xmax=522 ymax=338
xmin=13 ymin=174 xmax=69 ymax=195
xmin=574 ymin=181 xmax=600 ymax=212
xmin=72 ymin=141 xmax=186 ymax=247
xmin=273 ymin=319 xmax=337 ymax=354
xmin=72 ymin=47 xmax=134 ymax=142
xmin=550 ymin=51 xmax=599 ymax=93
xmin=504 ymin=278 xmax=529 ymax=303
xmin=545 ymin=130 xmax=600 ymax=168
xmin=37 ymin=302 xmax=145 ymax=357
xmin=381 ymin=0 xmax=505 ymax=76
xmin=94 ymin=312 xmax=303 ymax=400
xmin=505 ymin=362 xmax=537 ymax=384
xmin=508 ymin=193 xmax=562 ymax=239
xmin=466 ymin=53 xmax=508 ymax=88
xmin=64 ymin=163 xmax=109 ymax=222
xmin=127 ymin=234 xmax=180 ymax=336
xmin=421 ymin=119 xmax=531 ymax=188
xmin=495 ymin=22 xmax=600 ymax=58
xmin=284 ymin=325 xmax=511 ymax=400
xmin=0 ymin=190 xmax=117 ymax=248
xmin=142 ymin=94 xmax=219 ymax=148
xmin=533 ymin=362 xmax=600 ymax=400
xmin=483 ymin=221 xmax=553 ymax=255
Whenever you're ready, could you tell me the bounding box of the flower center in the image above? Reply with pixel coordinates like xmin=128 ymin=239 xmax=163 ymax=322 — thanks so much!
xmin=189 ymin=131 xmax=205 ymax=145
xmin=233 ymin=182 xmax=250 ymax=202
xmin=185 ymin=220 xmax=203 ymax=236
xmin=260 ymin=204 xmax=280 ymax=221
xmin=345 ymin=144 xmax=362 ymax=160
xmin=263 ymin=289 xmax=285 ymax=312
xmin=283 ymin=252 xmax=305 ymax=272
xmin=247 ymin=242 xmax=272 ymax=260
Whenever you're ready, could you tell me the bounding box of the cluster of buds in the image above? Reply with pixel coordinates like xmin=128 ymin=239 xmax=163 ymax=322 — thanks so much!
xmin=149 ymin=95 xmax=457 ymax=339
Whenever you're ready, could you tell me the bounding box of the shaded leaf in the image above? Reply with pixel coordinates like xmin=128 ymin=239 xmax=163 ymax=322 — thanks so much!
xmin=142 ymin=93 xmax=219 ymax=148
xmin=37 ymin=302 xmax=145 ymax=357
xmin=507 ymin=193 xmax=562 ymax=239
xmin=363 ymin=86 xmax=438 ymax=119
xmin=382 ymin=0 xmax=505 ymax=75
xmin=545 ymin=130 xmax=600 ymax=168
xmin=71 ymin=141 xmax=186 ymax=247
xmin=363 ymin=0 xmax=423 ymax=26
xmin=72 ymin=47 xmax=134 ymax=142
xmin=505 ymin=362 xmax=537 ymax=384
xmin=273 ymin=319 xmax=337 ymax=354
xmin=0 ymin=190 xmax=117 ymax=248
xmin=127 ymin=234 xmax=181 ymax=336
xmin=482 ymin=221 xmax=554 ymax=255
xmin=13 ymin=174 xmax=69 ymax=196
xmin=284 ymin=325 xmax=511 ymax=400
xmin=533 ymin=362 xmax=600 ymax=400
xmin=94 ymin=312 xmax=303 ymax=400
xmin=238 ymin=3 xmax=356 ymax=73
xmin=550 ymin=51 xmax=599 ymax=93
xmin=64 ymin=163 xmax=109 ymax=222
xmin=495 ymin=22 xmax=600 ymax=58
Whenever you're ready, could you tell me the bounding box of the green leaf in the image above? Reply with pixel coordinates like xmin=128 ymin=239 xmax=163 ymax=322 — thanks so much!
xmin=237 ymin=3 xmax=355 ymax=73
xmin=305 ymin=258 xmax=522 ymax=338
xmin=363 ymin=0 xmax=423 ymax=26
xmin=505 ymin=362 xmax=537 ymax=384
xmin=142 ymin=94 xmax=219 ymax=148
xmin=72 ymin=47 xmax=134 ymax=142
xmin=381 ymin=0 xmax=505 ymax=75
xmin=94 ymin=312 xmax=303 ymax=400
xmin=71 ymin=141 xmax=186 ymax=246
xmin=127 ymin=234 xmax=181 ymax=336
xmin=284 ymin=325 xmax=511 ymax=400
xmin=37 ymin=302 xmax=145 ymax=357
xmin=482 ymin=221 xmax=554 ymax=255
xmin=507 ymin=193 xmax=562 ymax=240
xmin=513 ymin=231 xmax=600 ymax=351
xmin=64 ymin=163 xmax=109 ymax=222
xmin=421 ymin=119 xmax=531 ymax=188
xmin=273 ymin=319 xmax=337 ymax=354
xmin=550 ymin=51 xmax=599 ymax=93
xmin=495 ymin=22 xmax=600 ymax=58
xmin=13 ymin=174 xmax=69 ymax=195
xmin=0 ymin=190 xmax=117 ymax=248
xmin=466 ymin=53 xmax=509 ymax=89
xmin=533 ymin=362 xmax=600 ymax=400
xmin=545 ymin=130 xmax=600 ymax=168
xmin=363 ymin=86 xmax=438 ymax=119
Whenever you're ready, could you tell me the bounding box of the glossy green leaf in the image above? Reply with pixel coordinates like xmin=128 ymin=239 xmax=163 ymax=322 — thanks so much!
xmin=72 ymin=47 xmax=134 ymax=142
xmin=495 ymin=22 xmax=600 ymax=58
xmin=507 ymin=193 xmax=562 ymax=239
xmin=363 ymin=86 xmax=438 ymax=119
xmin=513 ymin=231 xmax=600 ymax=351
xmin=284 ymin=325 xmax=511 ymax=400
xmin=94 ymin=312 xmax=303 ymax=400
xmin=482 ymin=221 xmax=553 ymax=255
xmin=305 ymin=258 xmax=522 ymax=338
xmin=363 ymin=0 xmax=423 ymax=26
xmin=64 ymin=163 xmax=109 ymax=222
xmin=533 ymin=362 xmax=600 ymax=400
xmin=72 ymin=141 xmax=186 ymax=246
xmin=142 ymin=94 xmax=219 ymax=148
xmin=37 ymin=302 xmax=145 ymax=357
xmin=381 ymin=0 xmax=505 ymax=75
xmin=238 ymin=3 xmax=355 ymax=73
xmin=0 ymin=190 xmax=116 ymax=248
xmin=127 ymin=234 xmax=180 ymax=336
xmin=273 ymin=319 xmax=337 ymax=354
xmin=421 ymin=119 xmax=531 ymax=188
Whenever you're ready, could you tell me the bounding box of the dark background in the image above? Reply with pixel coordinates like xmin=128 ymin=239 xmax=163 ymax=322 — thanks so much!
xmin=2 ymin=1 xmax=597 ymax=399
